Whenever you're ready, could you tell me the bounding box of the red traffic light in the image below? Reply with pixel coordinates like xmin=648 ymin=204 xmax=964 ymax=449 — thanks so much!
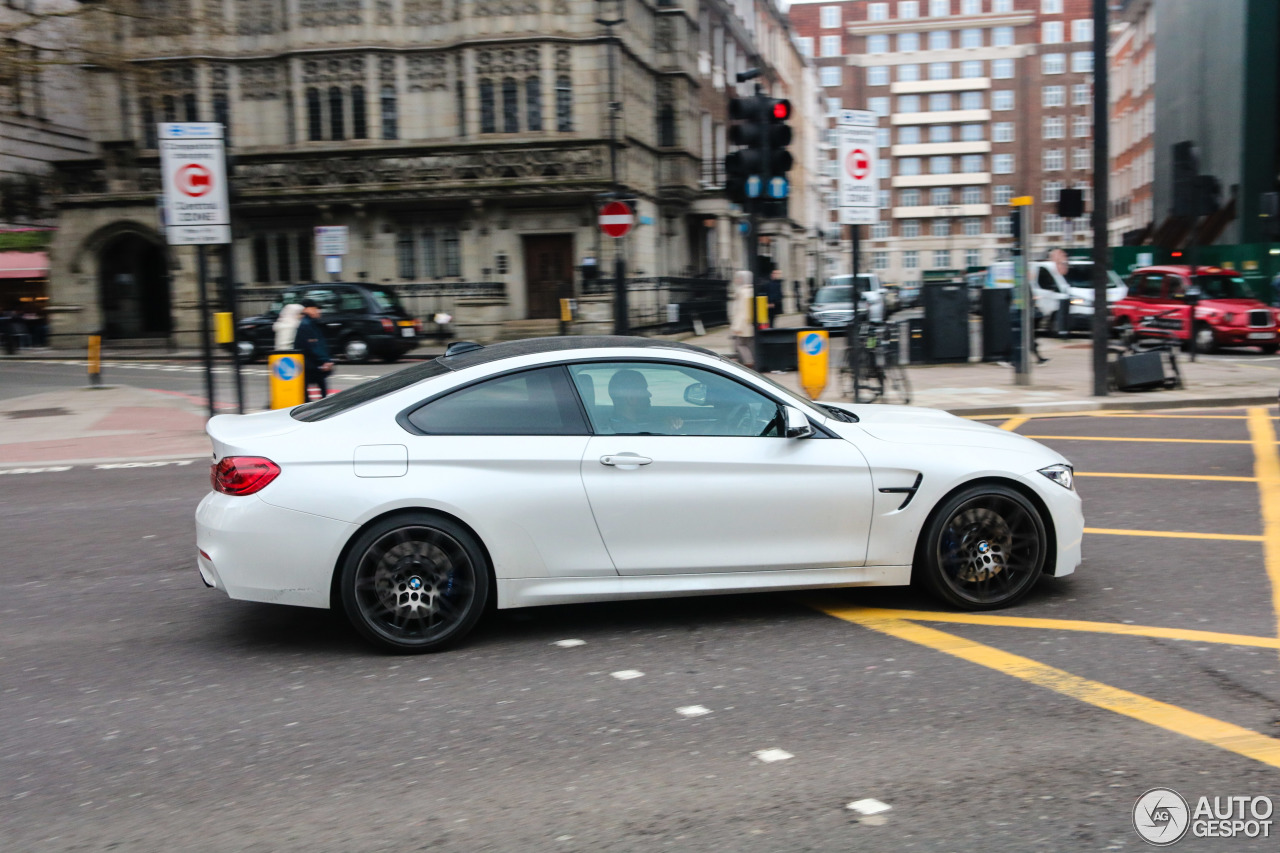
xmin=1171 ymin=251 xmax=1183 ymax=258
xmin=772 ymin=99 xmax=791 ymax=120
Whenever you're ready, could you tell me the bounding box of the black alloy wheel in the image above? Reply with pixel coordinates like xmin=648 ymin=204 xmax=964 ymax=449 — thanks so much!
xmin=340 ymin=513 xmax=490 ymax=653
xmin=917 ymin=484 xmax=1047 ymax=610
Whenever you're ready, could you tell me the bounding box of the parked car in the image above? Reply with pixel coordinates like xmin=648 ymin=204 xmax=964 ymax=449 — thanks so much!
xmin=1110 ymin=265 xmax=1279 ymax=354
xmin=805 ymin=274 xmax=886 ymax=330
xmin=236 ymin=282 xmax=421 ymax=364
xmin=197 ymin=336 xmax=1083 ymax=653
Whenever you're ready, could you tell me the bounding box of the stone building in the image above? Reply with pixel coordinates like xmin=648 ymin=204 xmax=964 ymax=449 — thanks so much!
xmin=47 ymin=0 xmax=821 ymax=346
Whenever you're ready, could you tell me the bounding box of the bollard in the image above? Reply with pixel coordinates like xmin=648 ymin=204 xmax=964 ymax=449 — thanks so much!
xmin=796 ymin=330 xmax=829 ymax=399
xmin=87 ymin=333 xmax=102 ymax=387
xmin=267 ymin=352 xmax=306 ymax=409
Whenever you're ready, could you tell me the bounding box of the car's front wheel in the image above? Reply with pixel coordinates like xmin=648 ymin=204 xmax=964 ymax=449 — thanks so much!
xmin=916 ymin=484 xmax=1047 ymax=610
xmin=340 ymin=513 xmax=490 ymax=653
xmin=342 ymin=336 xmax=370 ymax=363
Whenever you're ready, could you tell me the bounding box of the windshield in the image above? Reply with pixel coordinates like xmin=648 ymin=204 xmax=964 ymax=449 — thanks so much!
xmin=814 ymin=285 xmax=853 ymax=304
xmin=1065 ymin=264 xmax=1123 ymax=288
xmin=1193 ymin=275 xmax=1249 ymax=299
xmin=366 ymin=286 xmax=404 ymax=312
xmin=291 ymin=359 xmax=452 ymax=421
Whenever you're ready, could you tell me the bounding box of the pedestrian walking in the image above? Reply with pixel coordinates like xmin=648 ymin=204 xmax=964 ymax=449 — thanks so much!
xmin=766 ymin=269 xmax=783 ymax=327
xmin=293 ymin=299 xmax=334 ymax=398
xmin=728 ymin=270 xmax=755 ymax=368
xmin=273 ymin=302 xmax=304 ymax=350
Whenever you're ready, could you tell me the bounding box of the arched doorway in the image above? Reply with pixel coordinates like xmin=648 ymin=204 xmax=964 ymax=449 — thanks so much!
xmin=99 ymin=233 xmax=170 ymax=339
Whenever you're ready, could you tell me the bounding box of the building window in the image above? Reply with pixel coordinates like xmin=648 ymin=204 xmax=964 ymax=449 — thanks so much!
xmin=899 ymin=126 xmax=921 ymax=144
xmin=898 ymin=95 xmax=921 ymax=113
xmin=928 ymin=62 xmax=951 ymax=80
xmin=821 ymin=35 xmax=842 ymax=57
xmin=1043 ymin=180 xmax=1063 ymax=202
xmin=902 ymin=219 xmax=921 ymax=237
xmin=556 ymin=77 xmax=572 ymax=131
xmin=328 ymin=86 xmax=345 ymax=140
xmin=526 ymin=77 xmax=542 ymax=131
xmin=1044 ymin=148 xmax=1064 ymax=170
xmin=866 ymin=66 xmax=888 ymax=86
xmin=141 ymin=97 xmax=157 ymax=148
xmin=1073 ymin=147 xmax=1090 ymax=170
xmin=933 ymin=249 xmax=951 ymax=268
xmin=932 ymin=218 xmax=951 ymax=237
xmin=959 ymin=91 xmax=983 ymax=110
xmin=1042 ymin=21 xmax=1063 ymax=44
xmin=1044 ymin=213 xmax=1062 ymax=233
xmin=962 ymin=186 xmax=983 ymax=204
xmin=991 ymin=58 xmax=1014 ymax=79
xmin=961 ymin=154 xmax=984 ymax=173
xmin=960 ymin=60 xmax=983 ymax=78
xmin=898 ymin=64 xmax=920 ymax=82
xmin=930 ymin=155 xmax=952 ymax=174
xmin=960 ymin=123 xmax=983 ymax=141
xmin=826 ymin=97 xmax=843 ymax=114
xmin=798 ymin=37 xmax=813 ymax=57
xmin=502 ymin=77 xmax=519 ymax=133
xmin=252 ymin=231 xmax=314 ymax=284
xmin=994 ymin=216 xmax=1011 ymax=235
xmin=658 ymin=104 xmax=676 ymax=147
xmin=929 ymin=125 xmax=952 ymax=143
xmin=480 ymin=79 xmax=496 ymax=133
xmin=993 ymin=184 xmax=1012 ymax=204
xmin=1043 ymin=116 xmax=1065 ymax=138
xmin=901 ymin=188 xmax=921 ymax=206
xmin=899 ymin=157 xmax=922 ymax=176
xmin=306 ymin=88 xmax=322 ymax=141
xmin=900 ymin=0 xmax=920 ymax=18
xmin=872 ymin=251 xmax=889 ymax=271
xmin=877 ymin=127 xmax=891 ymax=147
xmin=213 ymin=93 xmax=230 ymax=143
xmin=992 ymin=26 xmax=1013 ymax=47
xmin=397 ymin=230 xmax=416 ymax=279
xmin=1073 ymin=115 xmax=1090 ymax=138
xmin=878 ymin=159 xmax=892 ymax=178
xmin=868 ymin=34 xmax=889 ymax=54
xmin=993 ymin=0 xmax=1011 ymax=11
xmin=965 ymin=248 xmax=981 ymax=267
xmin=821 ymin=66 xmax=843 ymax=88
xmin=1072 ymin=84 xmax=1091 ymax=105
xmin=821 ymin=5 xmax=842 ymax=26
xmin=931 ymin=187 xmax=952 ymax=205
xmin=992 ymin=90 xmax=1013 ymax=110
xmin=929 ymin=93 xmax=951 ymax=111
xmin=899 ymin=32 xmax=920 ymax=52
xmin=904 ymin=250 xmax=919 ymax=269
xmin=1071 ymin=51 xmax=1093 ymax=73
xmin=871 ymin=221 xmax=892 ymax=239
xmin=993 ymin=121 xmax=1013 ymax=142
xmin=993 ymin=153 xmax=1014 ymax=173
xmin=351 ymin=85 xmax=367 ymax=139
xmin=868 ymin=2 xmax=888 ymax=21
xmin=1042 ymin=53 xmax=1065 ymax=74
xmin=869 ymin=96 xmax=891 ymax=117
xmin=929 ymin=0 xmax=948 ymax=15
xmin=960 ymin=28 xmax=982 ymax=48
xmin=880 ymin=190 xmax=892 ymax=208
xmin=1072 ymin=19 xmax=1091 ymax=42
xmin=1042 ymin=0 xmax=1062 ymax=13
xmin=1043 ymin=86 xmax=1065 ymax=107
xmin=961 ymin=0 xmax=981 ymax=13
xmin=929 ymin=30 xmax=951 ymax=50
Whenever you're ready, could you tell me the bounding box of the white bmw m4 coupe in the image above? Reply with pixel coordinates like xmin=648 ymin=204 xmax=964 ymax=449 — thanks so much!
xmin=196 ymin=336 xmax=1083 ymax=653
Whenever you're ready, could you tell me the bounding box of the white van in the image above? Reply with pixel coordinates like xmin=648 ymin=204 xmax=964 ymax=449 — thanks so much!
xmin=986 ymin=260 xmax=1126 ymax=332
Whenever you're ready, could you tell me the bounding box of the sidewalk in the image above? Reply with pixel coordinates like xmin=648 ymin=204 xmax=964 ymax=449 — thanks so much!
xmin=3 ymin=318 xmax=1278 ymax=468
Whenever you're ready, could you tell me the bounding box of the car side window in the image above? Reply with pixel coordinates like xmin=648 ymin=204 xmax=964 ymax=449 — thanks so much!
xmin=406 ymin=366 xmax=587 ymax=435
xmin=339 ymin=290 xmax=366 ymax=313
xmin=568 ymin=362 xmax=783 ymax=437
xmin=1139 ymin=274 xmax=1163 ymax=298
xmin=1164 ymin=275 xmax=1187 ymax=299
xmin=304 ymin=288 xmax=338 ymax=313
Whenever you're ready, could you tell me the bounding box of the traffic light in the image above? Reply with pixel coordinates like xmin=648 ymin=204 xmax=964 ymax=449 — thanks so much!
xmin=724 ymin=95 xmax=793 ymax=215
xmin=1057 ymin=188 xmax=1084 ymax=220
xmin=1009 ymin=211 xmax=1022 ymax=246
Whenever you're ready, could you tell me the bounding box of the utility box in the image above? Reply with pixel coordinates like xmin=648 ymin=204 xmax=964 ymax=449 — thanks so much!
xmin=980 ymin=287 xmax=1013 ymax=362
xmin=921 ymin=282 xmax=970 ymax=363
xmin=756 ymin=327 xmax=821 ymax=372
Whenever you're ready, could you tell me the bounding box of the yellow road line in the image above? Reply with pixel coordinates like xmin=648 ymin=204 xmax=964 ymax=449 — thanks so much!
xmin=1085 ymin=527 xmax=1263 ymax=542
xmin=1077 ymin=472 xmax=1256 ymax=482
xmin=999 ymin=416 xmax=1029 ymax=431
xmin=818 ymin=607 xmax=1280 ymax=770
xmin=820 ymin=606 xmax=1280 ymax=650
xmin=1245 ymin=407 xmax=1280 ymax=651
xmin=971 ymin=411 xmax=1271 ymax=422
xmin=1027 ymin=435 xmax=1257 ymax=444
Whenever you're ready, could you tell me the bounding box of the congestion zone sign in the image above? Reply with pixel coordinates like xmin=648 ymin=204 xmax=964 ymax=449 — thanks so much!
xmin=175 ymin=163 xmax=214 ymax=197
xmin=846 ymin=149 xmax=870 ymax=181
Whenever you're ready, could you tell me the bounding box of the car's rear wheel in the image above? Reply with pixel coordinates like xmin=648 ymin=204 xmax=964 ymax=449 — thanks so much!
xmin=1191 ymin=323 xmax=1217 ymax=354
xmin=343 ymin=336 xmax=370 ymax=364
xmin=916 ymin=484 xmax=1046 ymax=610
xmin=235 ymin=340 xmax=258 ymax=364
xmin=340 ymin=513 xmax=490 ymax=653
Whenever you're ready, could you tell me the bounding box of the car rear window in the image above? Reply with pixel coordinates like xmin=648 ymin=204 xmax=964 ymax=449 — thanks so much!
xmin=366 ymin=287 xmax=404 ymax=312
xmin=291 ymin=359 xmax=453 ymax=421
xmin=815 ymin=286 xmax=853 ymax=303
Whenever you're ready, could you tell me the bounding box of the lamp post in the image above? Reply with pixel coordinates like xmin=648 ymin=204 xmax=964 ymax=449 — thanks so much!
xmin=595 ymin=0 xmax=627 ymax=335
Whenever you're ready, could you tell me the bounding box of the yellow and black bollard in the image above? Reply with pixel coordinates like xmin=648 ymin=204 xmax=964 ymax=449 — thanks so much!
xmin=267 ymin=352 xmax=306 ymax=409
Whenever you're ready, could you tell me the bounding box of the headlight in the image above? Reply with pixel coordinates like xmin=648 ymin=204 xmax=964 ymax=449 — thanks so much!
xmin=1038 ymin=463 xmax=1074 ymax=490
xmin=1222 ymin=312 xmax=1235 ymax=323
xmin=1070 ymin=298 xmax=1087 ymax=306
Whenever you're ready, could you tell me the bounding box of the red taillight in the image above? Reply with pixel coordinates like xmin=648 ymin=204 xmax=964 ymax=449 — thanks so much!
xmin=211 ymin=456 xmax=280 ymax=496
xmin=414 ymin=318 xmax=423 ymax=333
xmin=381 ymin=317 xmax=395 ymax=332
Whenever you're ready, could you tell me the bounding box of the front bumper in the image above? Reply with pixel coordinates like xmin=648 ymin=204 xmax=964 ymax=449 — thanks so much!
xmin=1018 ymin=470 xmax=1084 ymax=577
xmin=1217 ymin=327 xmax=1277 ymax=346
xmin=195 ymin=491 xmax=357 ymax=609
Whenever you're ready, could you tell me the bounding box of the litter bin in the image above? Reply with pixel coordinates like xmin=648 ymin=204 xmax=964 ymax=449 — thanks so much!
xmin=980 ymin=287 xmax=1012 ymax=362
xmin=921 ymin=281 xmax=970 ymax=363
xmin=756 ymin=327 xmax=821 ymax=372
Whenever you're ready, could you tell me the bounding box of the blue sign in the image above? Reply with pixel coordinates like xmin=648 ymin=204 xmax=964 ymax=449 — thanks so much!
xmin=739 ymin=221 xmax=751 ymax=234
xmin=746 ymin=175 xmax=762 ymax=199
xmin=802 ymin=332 xmax=826 ymax=356
xmin=273 ymin=356 xmax=299 ymax=381
xmin=769 ymin=177 xmax=789 ymax=199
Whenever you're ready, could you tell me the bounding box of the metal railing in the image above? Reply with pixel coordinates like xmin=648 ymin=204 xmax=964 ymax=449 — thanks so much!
xmin=609 ymin=276 xmax=730 ymax=334
xmin=233 ymin=281 xmax=507 ymax=325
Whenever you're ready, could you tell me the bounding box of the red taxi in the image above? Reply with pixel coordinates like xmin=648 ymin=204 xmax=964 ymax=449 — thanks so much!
xmin=1110 ymin=266 xmax=1279 ymax=354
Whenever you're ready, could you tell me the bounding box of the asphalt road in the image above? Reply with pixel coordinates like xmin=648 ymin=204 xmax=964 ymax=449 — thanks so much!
xmin=2 ymin=407 xmax=1279 ymax=851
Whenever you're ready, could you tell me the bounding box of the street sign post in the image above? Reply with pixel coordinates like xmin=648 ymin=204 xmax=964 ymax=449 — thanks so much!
xmin=599 ymin=201 xmax=634 ymax=238
xmin=315 ymin=226 xmax=349 ymax=278
xmin=837 ymin=110 xmax=879 ymax=226
xmin=159 ymin=123 xmax=230 ymax=246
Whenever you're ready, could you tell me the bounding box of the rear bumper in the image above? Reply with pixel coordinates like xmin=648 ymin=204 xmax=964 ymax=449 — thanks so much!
xmin=368 ymin=332 xmax=419 ymax=358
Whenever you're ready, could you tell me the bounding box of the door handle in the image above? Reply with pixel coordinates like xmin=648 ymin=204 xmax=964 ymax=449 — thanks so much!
xmin=600 ymin=454 xmax=653 ymax=467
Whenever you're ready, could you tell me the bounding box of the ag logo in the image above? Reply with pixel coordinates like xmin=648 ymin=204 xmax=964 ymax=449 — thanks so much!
xmin=1133 ymin=788 xmax=1190 ymax=846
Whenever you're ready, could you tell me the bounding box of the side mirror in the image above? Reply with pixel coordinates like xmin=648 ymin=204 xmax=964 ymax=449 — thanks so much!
xmin=682 ymin=382 xmax=708 ymax=406
xmin=783 ymin=406 xmax=813 ymax=439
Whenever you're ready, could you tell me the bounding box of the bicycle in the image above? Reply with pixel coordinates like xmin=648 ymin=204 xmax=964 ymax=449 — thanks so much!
xmin=842 ymin=317 xmax=912 ymax=404
xmin=1108 ymin=308 xmax=1183 ymax=391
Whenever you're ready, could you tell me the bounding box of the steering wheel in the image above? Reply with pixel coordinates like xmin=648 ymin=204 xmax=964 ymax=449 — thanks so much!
xmin=725 ymin=404 xmax=754 ymax=435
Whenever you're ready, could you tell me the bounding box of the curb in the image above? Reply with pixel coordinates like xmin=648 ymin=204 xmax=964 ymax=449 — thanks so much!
xmin=944 ymin=394 xmax=1278 ymax=418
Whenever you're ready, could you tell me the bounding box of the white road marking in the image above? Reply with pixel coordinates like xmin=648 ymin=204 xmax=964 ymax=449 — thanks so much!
xmin=752 ymin=748 xmax=793 ymax=763
xmin=676 ymin=705 xmax=711 ymax=717
xmin=847 ymin=798 xmax=892 ymax=816
xmin=610 ymin=669 xmax=644 ymax=680
xmin=553 ymin=639 xmax=586 ymax=648
xmin=0 ymin=466 xmax=73 ymax=475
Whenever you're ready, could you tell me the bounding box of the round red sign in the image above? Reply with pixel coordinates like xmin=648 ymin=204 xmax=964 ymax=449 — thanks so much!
xmin=598 ymin=201 xmax=634 ymax=238
xmin=846 ymin=149 xmax=870 ymax=181
xmin=176 ymin=163 xmax=214 ymax=197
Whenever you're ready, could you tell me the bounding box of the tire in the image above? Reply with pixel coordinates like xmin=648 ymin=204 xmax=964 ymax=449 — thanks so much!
xmin=915 ymin=484 xmax=1047 ymax=610
xmin=1261 ymin=344 xmax=1278 ymax=355
xmin=235 ymin=340 xmax=258 ymax=364
xmin=339 ymin=513 xmax=491 ymax=653
xmin=1111 ymin=318 xmax=1131 ymax=341
xmin=342 ymin=336 xmax=370 ymax=364
xmin=1191 ymin=323 xmax=1217 ymax=354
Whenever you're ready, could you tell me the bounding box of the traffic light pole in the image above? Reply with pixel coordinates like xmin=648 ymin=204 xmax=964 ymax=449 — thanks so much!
xmin=1091 ymin=0 xmax=1110 ymax=395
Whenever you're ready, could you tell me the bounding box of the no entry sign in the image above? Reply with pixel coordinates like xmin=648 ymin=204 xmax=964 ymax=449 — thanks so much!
xmin=159 ymin=123 xmax=230 ymax=245
xmin=598 ymin=201 xmax=634 ymax=238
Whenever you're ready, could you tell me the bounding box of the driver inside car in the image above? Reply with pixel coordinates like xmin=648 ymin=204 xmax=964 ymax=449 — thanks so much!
xmin=607 ymin=369 xmax=683 ymax=434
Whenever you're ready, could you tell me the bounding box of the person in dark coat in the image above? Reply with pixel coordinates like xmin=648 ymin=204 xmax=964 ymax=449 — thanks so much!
xmin=294 ymin=299 xmax=334 ymax=398
xmin=766 ymin=269 xmax=784 ymax=327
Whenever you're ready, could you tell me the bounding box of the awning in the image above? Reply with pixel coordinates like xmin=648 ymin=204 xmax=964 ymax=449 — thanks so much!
xmin=0 ymin=251 xmax=50 ymax=280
